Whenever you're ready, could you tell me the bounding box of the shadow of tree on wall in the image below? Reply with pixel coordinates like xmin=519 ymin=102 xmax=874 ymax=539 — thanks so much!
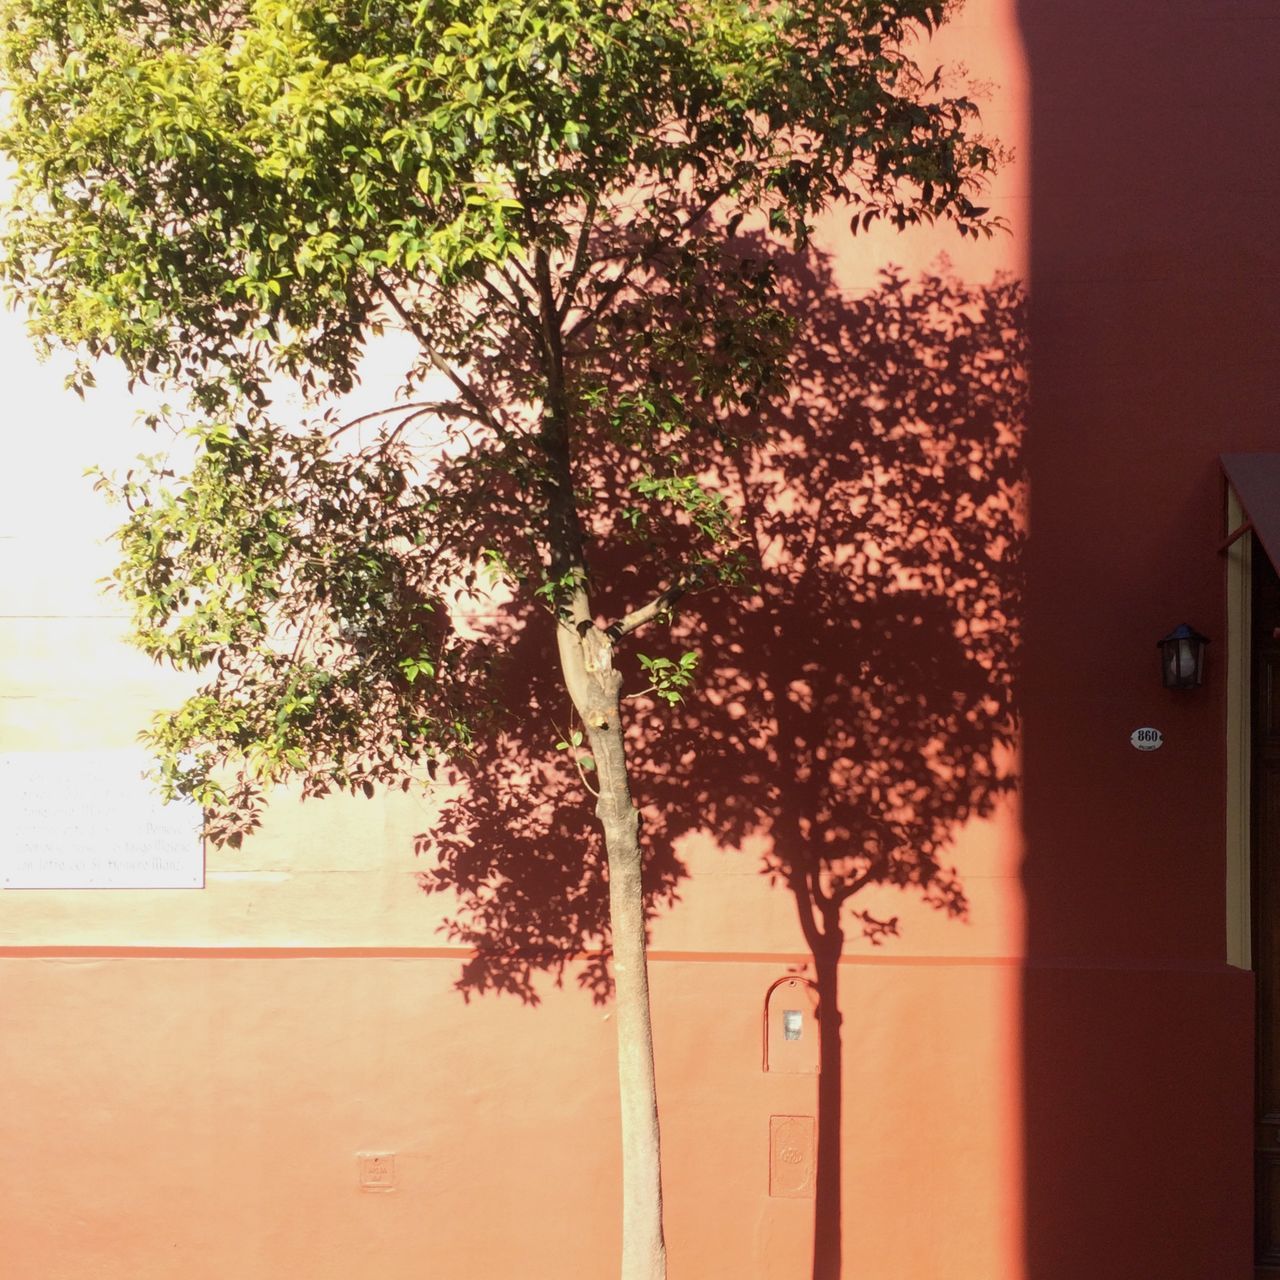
xmin=414 ymin=254 xmax=1027 ymax=1278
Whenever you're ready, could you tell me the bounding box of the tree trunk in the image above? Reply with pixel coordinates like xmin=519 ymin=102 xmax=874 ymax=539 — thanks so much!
xmin=559 ymin=623 xmax=667 ymax=1280
xmin=811 ymin=933 xmax=843 ymax=1280
xmin=536 ymin=245 xmax=665 ymax=1274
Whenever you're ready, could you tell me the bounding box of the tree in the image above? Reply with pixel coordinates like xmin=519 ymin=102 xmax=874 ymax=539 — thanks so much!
xmin=416 ymin=256 xmax=1027 ymax=1280
xmin=0 ymin=2 xmax=1001 ymax=1275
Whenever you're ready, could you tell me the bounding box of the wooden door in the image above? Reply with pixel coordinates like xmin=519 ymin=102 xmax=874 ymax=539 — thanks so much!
xmin=1254 ymin=547 xmax=1280 ymax=1270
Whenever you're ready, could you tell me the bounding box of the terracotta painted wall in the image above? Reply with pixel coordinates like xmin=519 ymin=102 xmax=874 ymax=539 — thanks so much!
xmin=1 ymin=1 xmax=1272 ymax=1276
xmin=1017 ymin=1 xmax=1275 ymax=1275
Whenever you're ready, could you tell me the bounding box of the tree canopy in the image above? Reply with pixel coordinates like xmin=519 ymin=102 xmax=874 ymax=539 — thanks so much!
xmin=1 ymin=0 xmax=998 ymax=823
xmin=0 ymin=2 xmax=1004 ymax=1274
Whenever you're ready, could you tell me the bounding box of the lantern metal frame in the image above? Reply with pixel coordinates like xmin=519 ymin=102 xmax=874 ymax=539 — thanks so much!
xmin=1158 ymin=624 xmax=1209 ymax=690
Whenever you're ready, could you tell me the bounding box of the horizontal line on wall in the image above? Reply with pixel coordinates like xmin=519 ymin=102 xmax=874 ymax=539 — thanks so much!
xmin=0 ymin=946 xmax=1246 ymax=974
xmin=0 ymin=944 xmax=1004 ymax=964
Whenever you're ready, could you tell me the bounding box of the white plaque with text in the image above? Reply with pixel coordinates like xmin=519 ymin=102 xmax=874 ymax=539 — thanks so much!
xmin=1 ymin=750 xmax=204 ymax=889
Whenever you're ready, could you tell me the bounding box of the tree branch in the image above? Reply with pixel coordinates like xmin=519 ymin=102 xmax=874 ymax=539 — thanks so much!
xmin=557 ymin=192 xmax=600 ymax=322
xmin=327 ymin=400 xmax=483 ymax=442
xmin=530 ymin=247 xmax=593 ymax=634
xmin=507 ymin=253 xmax=540 ymax=295
xmin=787 ymin=861 xmax=829 ymax=954
xmin=484 ymin=266 xmax=542 ymax=339
xmin=832 ymin=870 xmax=873 ymax=906
xmin=564 ymin=178 xmax=738 ymax=344
xmin=605 ymin=579 xmax=689 ymax=640
xmin=374 ymin=279 xmax=512 ymax=439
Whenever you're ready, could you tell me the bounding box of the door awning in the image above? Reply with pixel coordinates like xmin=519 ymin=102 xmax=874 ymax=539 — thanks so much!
xmin=1222 ymin=454 xmax=1280 ymax=569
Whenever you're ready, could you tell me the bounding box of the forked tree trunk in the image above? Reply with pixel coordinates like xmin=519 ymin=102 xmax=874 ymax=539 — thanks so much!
xmin=539 ymin=244 xmax=665 ymax=1275
xmin=558 ymin=623 xmax=667 ymax=1280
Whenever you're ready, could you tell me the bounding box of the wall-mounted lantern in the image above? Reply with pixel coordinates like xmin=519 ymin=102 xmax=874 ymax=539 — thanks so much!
xmin=1158 ymin=624 xmax=1208 ymax=690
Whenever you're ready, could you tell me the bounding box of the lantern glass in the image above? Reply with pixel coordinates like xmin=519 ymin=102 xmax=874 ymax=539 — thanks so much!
xmin=1158 ymin=625 xmax=1207 ymax=689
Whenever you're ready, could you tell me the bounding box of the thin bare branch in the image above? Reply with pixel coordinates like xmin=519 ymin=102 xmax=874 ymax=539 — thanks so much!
xmin=375 ymin=279 xmax=513 ymax=439
xmin=327 ymin=400 xmax=482 ymax=442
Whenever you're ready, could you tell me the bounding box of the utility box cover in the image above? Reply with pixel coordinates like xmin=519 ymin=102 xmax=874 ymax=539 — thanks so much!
xmin=769 ymin=1115 xmax=816 ymax=1199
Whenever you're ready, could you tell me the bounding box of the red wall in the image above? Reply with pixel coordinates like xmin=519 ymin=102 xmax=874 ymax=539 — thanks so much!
xmin=1017 ymin=0 xmax=1275 ymax=1275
